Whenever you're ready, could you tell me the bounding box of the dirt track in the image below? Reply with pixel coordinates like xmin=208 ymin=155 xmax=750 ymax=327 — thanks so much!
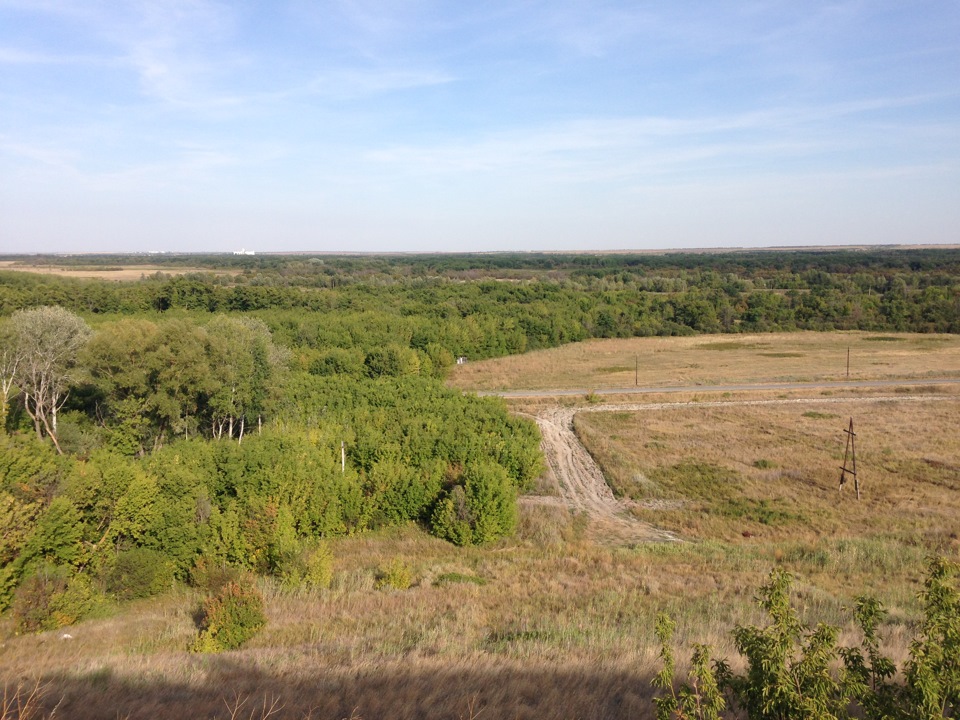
xmin=525 ymin=393 xmax=956 ymax=545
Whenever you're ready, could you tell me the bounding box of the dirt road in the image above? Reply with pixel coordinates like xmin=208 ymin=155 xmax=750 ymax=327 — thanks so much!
xmin=485 ymin=377 xmax=960 ymax=398
xmin=525 ymin=393 xmax=957 ymax=545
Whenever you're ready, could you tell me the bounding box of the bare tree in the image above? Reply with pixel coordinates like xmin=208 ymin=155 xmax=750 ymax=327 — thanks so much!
xmin=8 ymin=306 xmax=91 ymax=453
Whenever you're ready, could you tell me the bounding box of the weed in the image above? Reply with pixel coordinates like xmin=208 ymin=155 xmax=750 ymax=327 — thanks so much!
xmin=376 ymin=558 xmax=413 ymax=590
xmin=1 ymin=680 xmax=54 ymax=720
xmin=433 ymin=572 xmax=487 ymax=587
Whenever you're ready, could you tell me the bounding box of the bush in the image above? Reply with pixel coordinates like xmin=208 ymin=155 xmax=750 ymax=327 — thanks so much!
xmin=278 ymin=541 xmax=334 ymax=591
xmin=189 ymin=557 xmax=242 ymax=594
xmin=104 ymin=547 xmax=173 ymax=601
xmin=192 ymin=580 xmax=266 ymax=652
xmin=430 ymin=486 xmax=473 ymax=546
xmin=653 ymin=557 xmax=960 ymax=720
xmin=430 ymin=461 xmax=518 ymax=546
xmin=376 ymin=558 xmax=413 ymax=591
xmin=12 ymin=566 xmax=96 ymax=633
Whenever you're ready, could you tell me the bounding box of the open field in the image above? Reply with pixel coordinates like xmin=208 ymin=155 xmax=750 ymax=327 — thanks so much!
xmin=572 ymin=392 xmax=960 ymax=545
xmin=0 ymin=261 xmax=238 ymax=281
xmin=449 ymin=332 xmax=960 ymax=392
xmin=3 ymin=332 xmax=960 ymax=719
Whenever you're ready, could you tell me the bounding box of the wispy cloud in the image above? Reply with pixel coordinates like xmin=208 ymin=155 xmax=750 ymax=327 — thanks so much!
xmin=0 ymin=47 xmax=112 ymax=65
xmin=365 ymin=93 xmax=955 ymax=184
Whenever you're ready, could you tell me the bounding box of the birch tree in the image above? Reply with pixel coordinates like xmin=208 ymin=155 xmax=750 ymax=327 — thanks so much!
xmin=206 ymin=316 xmax=282 ymax=443
xmin=0 ymin=320 xmax=20 ymax=433
xmin=8 ymin=307 xmax=91 ymax=453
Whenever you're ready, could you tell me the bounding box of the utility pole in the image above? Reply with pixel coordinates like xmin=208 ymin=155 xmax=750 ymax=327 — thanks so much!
xmin=839 ymin=418 xmax=859 ymax=500
xmin=341 ymin=441 xmax=345 ymax=474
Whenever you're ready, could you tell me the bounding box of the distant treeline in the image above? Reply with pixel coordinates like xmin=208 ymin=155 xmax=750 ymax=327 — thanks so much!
xmin=2 ymin=251 xmax=959 ymax=358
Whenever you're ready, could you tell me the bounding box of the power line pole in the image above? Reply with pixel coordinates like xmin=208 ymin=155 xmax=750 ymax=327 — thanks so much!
xmin=839 ymin=418 xmax=859 ymax=500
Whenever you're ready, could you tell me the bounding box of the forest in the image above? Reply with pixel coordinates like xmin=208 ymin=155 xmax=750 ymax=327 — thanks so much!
xmin=1 ymin=248 xmax=959 ymax=638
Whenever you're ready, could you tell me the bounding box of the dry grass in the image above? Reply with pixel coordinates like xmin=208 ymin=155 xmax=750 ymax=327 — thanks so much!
xmin=449 ymin=332 xmax=960 ymax=392
xmin=0 ymin=261 xmax=238 ymax=281
xmin=573 ymin=394 xmax=960 ymax=548
xmin=1 ymin=512 xmax=944 ymax=718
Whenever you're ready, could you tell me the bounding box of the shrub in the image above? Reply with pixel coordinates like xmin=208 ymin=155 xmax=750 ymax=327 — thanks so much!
xmin=376 ymin=558 xmax=413 ymax=591
xmin=653 ymin=557 xmax=960 ymax=720
xmin=279 ymin=541 xmax=334 ymax=591
xmin=11 ymin=566 xmax=96 ymax=633
xmin=104 ymin=547 xmax=173 ymax=601
xmin=430 ymin=487 xmax=473 ymax=546
xmin=192 ymin=580 xmax=266 ymax=652
xmin=189 ymin=557 xmax=242 ymax=594
xmin=430 ymin=461 xmax=518 ymax=546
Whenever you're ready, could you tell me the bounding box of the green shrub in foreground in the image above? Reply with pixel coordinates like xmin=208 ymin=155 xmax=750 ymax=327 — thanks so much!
xmin=376 ymin=557 xmax=413 ymax=591
xmin=654 ymin=557 xmax=960 ymax=720
xmin=278 ymin=541 xmax=334 ymax=591
xmin=192 ymin=580 xmax=266 ymax=653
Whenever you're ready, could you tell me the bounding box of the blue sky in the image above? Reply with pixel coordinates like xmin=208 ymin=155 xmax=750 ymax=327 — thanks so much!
xmin=1 ymin=1 xmax=958 ymax=253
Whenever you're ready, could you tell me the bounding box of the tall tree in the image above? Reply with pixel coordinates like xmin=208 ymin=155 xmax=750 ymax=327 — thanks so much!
xmin=0 ymin=320 xmax=20 ymax=433
xmin=8 ymin=307 xmax=91 ymax=453
xmin=82 ymin=318 xmax=161 ymax=455
xmin=206 ymin=316 xmax=284 ymax=442
xmin=143 ymin=319 xmax=216 ymax=448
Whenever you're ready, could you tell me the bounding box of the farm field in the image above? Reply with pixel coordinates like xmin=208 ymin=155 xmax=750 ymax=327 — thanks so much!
xmin=0 ymin=260 xmax=238 ymax=281
xmin=3 ymin=332 xmax=959 ymax=719
xmin=448 ymin=331 xmax=960 ymax=392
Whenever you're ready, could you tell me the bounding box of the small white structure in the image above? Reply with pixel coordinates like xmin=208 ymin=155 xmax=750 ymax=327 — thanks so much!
xmin=456 ymin=356 xmax=468 ymax=365
xmin=233 ymin=248 xmax=256 ymax=256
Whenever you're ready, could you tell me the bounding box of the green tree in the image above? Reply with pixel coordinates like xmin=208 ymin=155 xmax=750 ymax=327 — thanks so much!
xmin=82 ymin=318 xmax=160 ymax=454
xmin=7 ymin=306 xmax=91 ymax=453
xmin=143 ymin=319 xmax=217 ymax=447
xmin=19 ymin=497 xmax=85 ymax=570
xmin=206 ymin=316 xmax=280 ymax=442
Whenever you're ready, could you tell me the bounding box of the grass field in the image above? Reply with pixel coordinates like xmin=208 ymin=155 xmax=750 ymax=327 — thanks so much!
xmin=0 ymin=261 xmax=238 ymax=281
xmin=3 ymin=332 xmax=959 ymax=719
xmin=448 ymin=331 xmax=960 ymax=391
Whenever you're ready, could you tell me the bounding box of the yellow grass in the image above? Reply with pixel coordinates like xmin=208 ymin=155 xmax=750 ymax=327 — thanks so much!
xmin=0 ymin=261 xmax=238 ymax=281
xmin=2 ymin=509 xmax=946 ymax=718
xmin=449 ymin=331 xmax=960 ymax=391
xmin=574 ymin=394 xmax=960 ymax=544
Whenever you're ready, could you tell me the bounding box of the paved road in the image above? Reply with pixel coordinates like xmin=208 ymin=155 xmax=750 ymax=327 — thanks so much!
xmin=478 ymin=376 xmax=960 ymax=398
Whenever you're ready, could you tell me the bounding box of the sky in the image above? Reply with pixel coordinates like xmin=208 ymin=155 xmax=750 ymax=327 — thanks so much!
xmin=1 ymin=1 xmax=958 ymax=254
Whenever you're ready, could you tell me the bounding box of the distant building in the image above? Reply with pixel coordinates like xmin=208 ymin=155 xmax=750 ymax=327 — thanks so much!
xmin=233 ymin=249 xmax=256 ymax=256
xmin=456 ymin=356 xmax=468 ymax=365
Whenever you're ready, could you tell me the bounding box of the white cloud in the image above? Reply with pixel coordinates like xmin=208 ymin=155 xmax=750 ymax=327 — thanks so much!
xmin=364 ymin=93 xmax=956 ymax=184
